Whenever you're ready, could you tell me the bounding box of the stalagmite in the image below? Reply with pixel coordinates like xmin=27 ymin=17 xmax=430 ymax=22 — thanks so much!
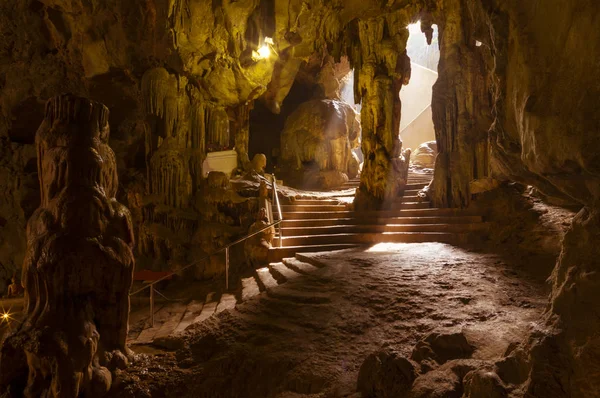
xmin=0 ymin=94 xmax=134 ymax=397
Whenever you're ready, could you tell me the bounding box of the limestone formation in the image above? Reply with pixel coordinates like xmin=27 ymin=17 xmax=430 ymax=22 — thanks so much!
xmin=280 ymin=99 xmax=360 ymax=189
xmin=0 ymin=94 xmax=134 ymax=397
xmin=251 ymin=153 xmax=268 ymax=174
xmin=357 ymin=349 xmax=418 ymax=398
xmin=411 ymin=141 xmax=437 ymax=169
xmin=244 ymin=207 xmax=275 ymax=266
xmin=344 ymin=13 xmax=415 ymax=209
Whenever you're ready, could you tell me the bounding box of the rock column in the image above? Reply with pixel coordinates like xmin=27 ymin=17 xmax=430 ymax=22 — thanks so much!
xmin=352 ymin=16 xmax=412 ymax=210
xmin=0 ymin=94 xmax=135 ymax=397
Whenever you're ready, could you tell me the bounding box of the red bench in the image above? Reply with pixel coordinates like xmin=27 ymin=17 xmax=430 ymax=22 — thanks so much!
xmin=132 ymin=270 xmax=173 ymax=283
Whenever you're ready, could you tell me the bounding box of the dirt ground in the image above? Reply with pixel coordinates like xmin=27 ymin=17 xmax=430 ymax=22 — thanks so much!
xmin=113 ymin=243 xmax=550 ymax=398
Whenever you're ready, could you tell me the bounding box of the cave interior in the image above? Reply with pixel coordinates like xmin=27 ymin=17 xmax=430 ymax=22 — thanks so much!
xmin=0 ymin=0 xmax=599 ymax=397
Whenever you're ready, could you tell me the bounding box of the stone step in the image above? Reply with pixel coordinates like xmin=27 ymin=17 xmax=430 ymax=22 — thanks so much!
xmin=406 ymin=182 xmax=429 ymax=190
xmin=404 ymin=189 xmax=422 ymax=195
xmin=266 ymin=286 xmax=332 ymax=304
xmin=192 ymin=292 xmax=218 ymax=324
xmin=268 ymin=244 xmax=360 ymax=262
xmin=395 ymin=195 xmax=420 ymax=201
xmin=279 ymin=201 xmax=430 ymax=212
xmin=282 ymin=257 xmax=321 ymax=274
xmin=134 ymin=301 xmax=187 ymax=344
xmin=240 ymin=276 xmax=261 ymax=302
xmin=390 ymin=201 xmax=431 ymax=210
xmin=215 ymin=293 xmax=237 ymax=314
xmin=268 ymin=262 xmax=302 ymax=283
xmin=280 ymin=232 xmax=466 ymax=247
xmin=291 ymin=199 xmax=343 ymax=205
xmin=294 ymin=253 xmax=327 ymax=269
xmin=281 ymin=222 xmax=488 ymax=236
xmin=152 ymin=302 xmax=187 ymax=341
xmin=281 ymin=215 xmax=484 ymax=228
xmin=172 ymin=300 xmax=204 ymax=334
xmin=255 ymin=267 xmax=279 ymax=292
xmin=280 ymin=208 xmax=481 ymax=220
xmin=279 ymin=204 xmax=348 ymax=212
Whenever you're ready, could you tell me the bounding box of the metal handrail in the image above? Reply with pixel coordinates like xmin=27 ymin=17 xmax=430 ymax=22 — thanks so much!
xmin=129 ymin=219 xmax=282 ymax=297
xmin=132 ymin=175 xmax=284 ymax=327
xmin=272 ymin=175 xmax=284 ymax=248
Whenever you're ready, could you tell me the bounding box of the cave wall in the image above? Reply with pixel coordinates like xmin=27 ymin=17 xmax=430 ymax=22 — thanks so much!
xmin=428 ymin=0 xmax=600 ymax=396
xmin=483 ymin=1 xmax=600 ymax=396
xmin=0 ymin=0 xmax=160 ymax=291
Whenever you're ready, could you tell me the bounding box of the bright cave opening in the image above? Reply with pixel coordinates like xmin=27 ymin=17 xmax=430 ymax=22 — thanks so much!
xmin=401 ymin=21 xmax=440 ymax=166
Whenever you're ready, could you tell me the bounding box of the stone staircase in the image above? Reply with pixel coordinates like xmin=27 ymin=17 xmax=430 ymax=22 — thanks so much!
xmin=127 ymin=254 xmax=328 ymax=346
xmin=268 ymin=170 xmax=488 ymax=261
xmin=127 ymin=171 xmax=487 ymax=346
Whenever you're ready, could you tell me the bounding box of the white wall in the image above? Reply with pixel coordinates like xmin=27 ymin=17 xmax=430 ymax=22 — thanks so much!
xmin=400 ymin=106 xmax=435 ymax=152
xmin=399 ymin=63 xmax=438 ymax=131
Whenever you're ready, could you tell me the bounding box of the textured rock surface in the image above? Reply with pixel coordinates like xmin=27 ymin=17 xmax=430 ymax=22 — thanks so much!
xmin=412 ymin=140 xmax=437 ymax=168
xmin=0 ymin=95 xmax=134 ymax=397
xmin=280 ymin=99 xmax=360 ymax=189
xmin=357 ymin=350 xmax=418 ymax=398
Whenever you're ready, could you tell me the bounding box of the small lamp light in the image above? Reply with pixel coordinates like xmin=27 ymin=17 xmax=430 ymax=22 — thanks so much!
xmin=252 ymin=37 xmax=276 ymax=61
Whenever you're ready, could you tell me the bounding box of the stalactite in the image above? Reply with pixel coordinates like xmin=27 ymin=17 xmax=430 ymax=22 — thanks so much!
xmin=169 ymin=0 xmax=191 ymax=47
xmin=141 ymin=68 xmax=180 ymax=139
xmin=207 ymin=106 xmax=230 ymax=149
xmin=190 ymin=101 xmax=206 ymax=153
xmin=232 ymin=103 xmax=253 ymax=170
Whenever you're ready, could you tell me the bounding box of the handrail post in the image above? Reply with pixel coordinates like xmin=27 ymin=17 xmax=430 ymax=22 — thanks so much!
xmin=225 ymin=247 xmax=230 ymax=290
xmin=149 ymin=285 xmax=154 ymax=327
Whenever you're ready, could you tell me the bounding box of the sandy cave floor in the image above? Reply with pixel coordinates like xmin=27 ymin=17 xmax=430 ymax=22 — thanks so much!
xmin=117 ymin=243 xmax=549 ymax=398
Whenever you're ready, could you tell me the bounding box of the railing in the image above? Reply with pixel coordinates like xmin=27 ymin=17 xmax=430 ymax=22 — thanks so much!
xmin=131 ymin=174 xmax=284 ymax=326
xmin=272 ymin=175 xmax=283 ymax=248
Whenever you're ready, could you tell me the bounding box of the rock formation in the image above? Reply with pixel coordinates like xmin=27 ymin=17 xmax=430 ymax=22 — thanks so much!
xmin=411 ymin=141 xmax=437 ymax=169
xmin=244 ymin=207 xmax=275 ymax=267
xmin=279 ymin=99 xmax=360 ymax=189
xmin=0 ymin=94 xmax=134 ymax=397
xmin=343 ymin=12 xmax=415 ymax=209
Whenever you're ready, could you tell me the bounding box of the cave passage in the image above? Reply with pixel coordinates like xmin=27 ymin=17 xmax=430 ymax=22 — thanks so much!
xmin=400 ymin=22 xmax=440 ymax=152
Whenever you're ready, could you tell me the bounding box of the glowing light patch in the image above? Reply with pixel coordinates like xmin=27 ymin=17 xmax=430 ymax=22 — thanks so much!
xmin=476 ymin=40 xmax=482 ymax=47
xmin=257 ymin=44 xmax=271 ymax=59
xmin=366 ymin=243 xmax=411 ymax=252
xmin=264 ymin=37 xmax=274 ymax=45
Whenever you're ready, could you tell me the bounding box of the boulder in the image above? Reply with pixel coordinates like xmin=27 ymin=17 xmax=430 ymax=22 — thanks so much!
xmin=409 ymin=359 xmax=487 ymax=398
xmin=462 ymin=369 xmax=508 ymax=398
xmin=280 ymin=99 xmax=360 ymax=189
xmin=411 ymin=331 xmax=476 ymax=365
xmin=357 ymin=349 xmax=418 ymax=398
xmin=412 ymin=141 xmax=437 ymax=168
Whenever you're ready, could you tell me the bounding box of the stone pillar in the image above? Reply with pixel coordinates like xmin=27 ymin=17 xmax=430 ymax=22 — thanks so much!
xmin=353 ymin=17 xmax=412 ymax=210
xmin=429 ymin=0 xmax=491 ymax=208
xmin=0 ymin=94 xmax=135 ymax=397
